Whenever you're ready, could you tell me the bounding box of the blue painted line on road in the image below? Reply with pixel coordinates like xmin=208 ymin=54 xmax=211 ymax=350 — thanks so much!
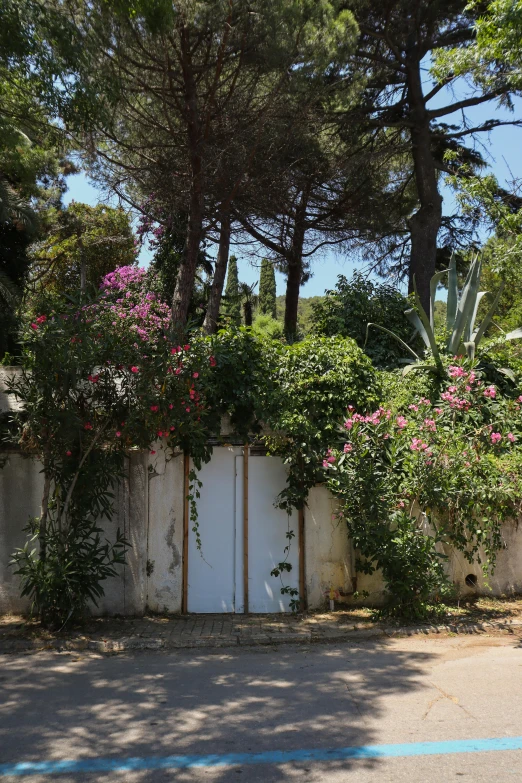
xmin=1 ymin=736 xmax=522 ymax=776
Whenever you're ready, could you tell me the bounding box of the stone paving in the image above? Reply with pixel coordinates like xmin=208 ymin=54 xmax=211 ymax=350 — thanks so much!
xmin=1 ymin=610 xmax=522 ymax=654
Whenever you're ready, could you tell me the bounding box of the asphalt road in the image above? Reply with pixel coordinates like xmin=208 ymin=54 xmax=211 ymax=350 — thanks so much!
xmin=1 ymin=635 xmax=521 ymax=782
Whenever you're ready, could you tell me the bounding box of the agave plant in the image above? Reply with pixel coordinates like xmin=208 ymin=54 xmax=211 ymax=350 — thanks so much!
xmin=367 ymin=255 xmax=522 ymax=375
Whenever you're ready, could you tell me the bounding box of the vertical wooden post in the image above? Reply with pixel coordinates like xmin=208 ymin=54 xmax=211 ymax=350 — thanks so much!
xmin=243 ymin=443 xmax=249 ymax=614
xmin=182 ymin=452 xmax=190 ymax=614
xmin=298 ymin=507 xmax=306 ymax=611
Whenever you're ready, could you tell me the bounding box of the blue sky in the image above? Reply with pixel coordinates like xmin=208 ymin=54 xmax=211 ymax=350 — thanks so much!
xmin=65 ymin=95 xmax=522 ymax=299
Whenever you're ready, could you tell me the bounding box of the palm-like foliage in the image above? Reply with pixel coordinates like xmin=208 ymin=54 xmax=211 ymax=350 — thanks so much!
xmin=0 ymin=175 xmax=36 ymax=233
xmin=368 ymin=255 xmax=522 ymax=374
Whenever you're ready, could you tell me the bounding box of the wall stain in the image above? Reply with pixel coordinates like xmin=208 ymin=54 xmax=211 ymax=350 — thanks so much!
xmin=165 ymin=519 xmax=181 ymax=574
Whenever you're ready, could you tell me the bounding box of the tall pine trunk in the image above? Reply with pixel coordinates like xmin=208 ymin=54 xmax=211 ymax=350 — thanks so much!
xmin=172 ymin=29 xmax=205 ymax=326
xmin=284 ymin=191 xmax=308 ymax=339
xmin=203 ymin=210 xmax=231 ymax=334
xmin=406 ymin=60 xmax=442 ymax=313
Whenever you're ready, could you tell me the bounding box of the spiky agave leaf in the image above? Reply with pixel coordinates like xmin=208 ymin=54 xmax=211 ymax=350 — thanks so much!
xmin=472 ymin=284 xmax=505 ymax=347
xmin=365 ymin=323 xmax=420 ymax=360
xmin=412 ymin=279 xmax=442 ymax=370
xmin=446 ymin=254 xmax=459 ymax=331
xmin=429 ymin=268 xmax=449 ymax=330
xmin=448 ymin=255 xmax=482 ymax=354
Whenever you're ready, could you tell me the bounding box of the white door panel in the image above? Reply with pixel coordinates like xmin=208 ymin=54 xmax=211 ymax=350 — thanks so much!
xmin=247 ymin=456 xmax=299 ymax=613
xmin=187 ymin=447 xmax=241 ymax=613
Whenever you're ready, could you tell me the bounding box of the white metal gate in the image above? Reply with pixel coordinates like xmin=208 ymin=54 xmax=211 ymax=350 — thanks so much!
xmin=186 ymin=447 xmax=299 ymax=613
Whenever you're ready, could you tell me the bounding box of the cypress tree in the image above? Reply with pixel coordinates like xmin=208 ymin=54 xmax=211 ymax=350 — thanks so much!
xmin=258 ymin=257 xmax=277 ymax=318
xmin=223 ymin=254 xmax=241 ymax=325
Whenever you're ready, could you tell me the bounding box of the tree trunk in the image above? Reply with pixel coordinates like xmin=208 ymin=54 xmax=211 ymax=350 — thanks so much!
xmin=406 ymin=60 xmax=443 ymax=314
xmin=284 ymin=257 xmax=302 ymax=339
xmin=243 ymin=299 xmax=253 ymax=326
xmin=203 ymin=210 xmax=231 ymax=334
xmin=172 ymin=29 xmax=204 ymax=327
xmin=284 ymin=190 xmax=308 ymax=339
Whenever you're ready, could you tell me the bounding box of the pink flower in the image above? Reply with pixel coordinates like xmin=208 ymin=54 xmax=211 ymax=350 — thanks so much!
xmin=396 ymin=416 xmax=408 ymax=429
xmin=150 ymin=450 xmax=156 ymax=455
xmin=170 ymin=347 xmax=178 ymax=355
xmin=343 ymin=443 xmax=353 ymax=453
xmin=84 ymin=423 xmax=93 ymax=430
xmin=30 ymin=323 xmax=38 ymax=330
xmin=183 ymin=344 xmax=190 ymax=351
xmin=209 ymin=355 xmax=217 ymax=367
xmin=36 ymin=314 xmax=47 ymax=324
xmin=410 ymin=437 xmax=428 ymax=451
xmin=150 ymin=405 xmax=159 ymax=412
xmin=423 ymin=418 xmax=436 ymax=432
xmin=344 ymin=419 xmax=353 ymax=430
xmin=193 ymin=372 xmax=199 ymax=379
xmin=508 ymin=432 xmax=516 ymax=442
xmin=168 ymin=403 xmax=173 ymax=410
xmin=170 ymin=426 xmax=175 ymax=431
xmin=130 ymin=366 xmax=139 ymax=373
xmin=175 ymin=368 xmax=182 ymax=375
xmin=484 ymin=386 xmax=496 ymax=399
xmin=448 ymin=365 xmax=466 ymax=378
xmin=490 ymin=432 xmax=502 ymax=444
xmin=397 ymin=500 xmax=405 ymax=508
xmin=408 ymin=404 xmax=419 ymax=412
xmin=157 ymin=431 xmax=163 ymax=437
xmin=186 ymin=407 xmax=191 ymax=413
xmin=448 ymin=385 xmax=457 ymax=393
xmin=66 ymin=450 xmax=72 ymax=457
xmin=115 ymin=431 xmax=121 ymax=437
xmin=434 ymin=408 xmax=443 ymax=415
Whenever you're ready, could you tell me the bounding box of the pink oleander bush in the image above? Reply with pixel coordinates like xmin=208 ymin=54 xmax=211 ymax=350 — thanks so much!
xmin=324 ymin=362 xmax=522 ymax=620
xmin=8 ymin=266 xmax=217 ymax=626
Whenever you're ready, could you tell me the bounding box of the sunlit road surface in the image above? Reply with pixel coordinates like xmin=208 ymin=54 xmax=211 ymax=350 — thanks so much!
xmin=1 ymin=635 xmax=521 ymax=782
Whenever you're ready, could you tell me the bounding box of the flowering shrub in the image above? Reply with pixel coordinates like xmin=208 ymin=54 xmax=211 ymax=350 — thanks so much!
xmin=9 ymin=266 xmax=216 ymax=625
xmin=324 ymin=362 xmax=522 ymax=620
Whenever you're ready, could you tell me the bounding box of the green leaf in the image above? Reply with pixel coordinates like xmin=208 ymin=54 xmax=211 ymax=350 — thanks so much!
xmin=430 ymin=269 xmax=449 ymax=330
xmin=446 ymin=253 xmax=458 ymax=330
xmin=473 ymin=283 xmax=505 ymax=346
xmin=448 ymin=255 xmax=482 ymax=354
xmin=411 ymin=279 xmax=442 ymax=369
xmin=365 ymin=323 xmax=420 ymax=361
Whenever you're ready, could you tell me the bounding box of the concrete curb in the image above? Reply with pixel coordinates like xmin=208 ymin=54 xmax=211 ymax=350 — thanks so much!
xmin=1 ymin=619 xmax=521 ymax=655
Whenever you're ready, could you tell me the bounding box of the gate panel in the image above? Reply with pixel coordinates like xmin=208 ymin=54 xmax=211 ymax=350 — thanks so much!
xmin=247 ymin=456 xmax=299 ymax=613
xmin=187 ymin=447 xmax=241 ymax=613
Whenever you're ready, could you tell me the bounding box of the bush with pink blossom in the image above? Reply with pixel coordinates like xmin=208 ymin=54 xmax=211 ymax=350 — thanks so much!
xmin=324 ymin=362 xmax=522 ymax=620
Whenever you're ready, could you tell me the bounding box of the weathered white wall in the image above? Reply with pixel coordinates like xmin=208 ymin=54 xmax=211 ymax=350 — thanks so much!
xmin=2 ymin=444 xmax=522 ymax=616
xmin=305 ymin=486 xmax=354 ymax=609
xmin=0 ymin=451 xmax=44 ymax=613
xmin=146 ymin=446 xmax=185 ymax=614
xmin=0 ymin=450 xmax=149 ymax=616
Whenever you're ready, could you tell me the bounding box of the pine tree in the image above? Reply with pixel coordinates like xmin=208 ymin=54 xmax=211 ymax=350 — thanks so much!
xmin=258 ymin=258 xmax=277 ymax=319
xmin=223 ymin=255 xmax=241 ymax=326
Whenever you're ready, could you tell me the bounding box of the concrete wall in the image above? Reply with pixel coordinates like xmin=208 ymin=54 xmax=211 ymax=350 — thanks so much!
xmin=0 ymin=450 xmax=150 ymax=616
xmin=2 ymin=443 xmax=522 ymax=616
xmin=304 ymin=486 xmax=353 ymax=609
xmin=146 ymin=447 xmax=185 ymax=614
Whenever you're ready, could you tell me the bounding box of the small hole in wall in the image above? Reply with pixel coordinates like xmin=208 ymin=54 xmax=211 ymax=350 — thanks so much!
xmin=465 ymin=573 xmax=478 ymax=588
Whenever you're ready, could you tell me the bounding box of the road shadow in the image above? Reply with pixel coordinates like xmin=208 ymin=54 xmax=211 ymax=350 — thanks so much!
xmin=0 ymin=640 xmax=437 ymax=782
